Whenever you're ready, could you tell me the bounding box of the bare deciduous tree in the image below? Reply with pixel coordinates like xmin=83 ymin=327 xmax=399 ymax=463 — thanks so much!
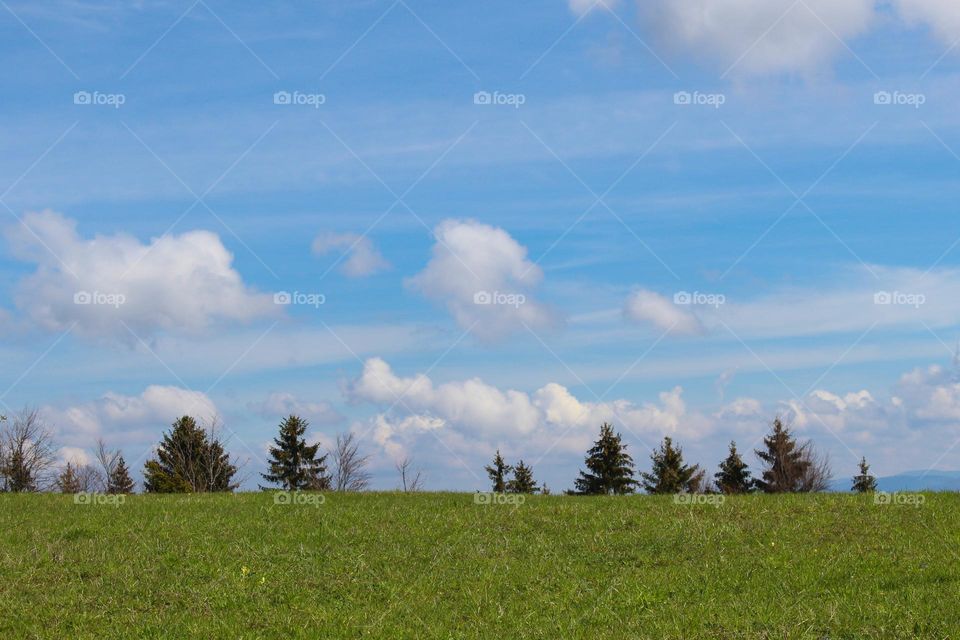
xmin=395 ymin=455 xmax=424 ymax=492
xmin=798 ymin=443 xmax=833 ymax=493
xmin=0 ymin=408 xmax=57 ymax=492
xmin=94 ymin=438 xmax=119 ymax=491
xmin=332 ymin=432 xmax=370 ymax=492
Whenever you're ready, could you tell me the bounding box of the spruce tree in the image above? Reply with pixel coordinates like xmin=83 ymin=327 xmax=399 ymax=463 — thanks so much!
xmin=574 ymin=423 xmax=636 ymax=495
xmin=57 ymin=463 xmax=82 ymax=493
xmin=754 ymin=417 xmax=811 ymax=493
xmin=107 ymin=456 xmax=135 ymax=494
xmin=144 ymin=416 xmax=238 ymax=493
xmin=640 ymin=436 xmax=704 ymax=494
xmin=506 ymin=460 xmax=539 ymax=494
xmin=851 ymin=456 xmax=877 ymax=493
xmin=485 ymin=450 xmax=513 ymax=492
xmin=261 ymin=415 xmax=331 ymax=490
xmin=715 ymin=441 xmax=753 ymax=494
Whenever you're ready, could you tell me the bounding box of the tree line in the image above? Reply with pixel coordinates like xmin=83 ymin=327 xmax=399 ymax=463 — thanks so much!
xmin=0 ymin=411 xmax=389 ymax=494
xmin=483 ymin=418 xmax=878 ymax=496
xmin=1 ymin=408 xmax=879 ymax=495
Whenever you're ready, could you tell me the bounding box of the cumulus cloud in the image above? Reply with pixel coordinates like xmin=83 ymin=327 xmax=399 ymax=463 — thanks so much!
xmin=407 ymin=219 xmax=558 ymax=341
xmin=43 ymin=385 xmax=218 ymax=450
xmin=247 ymin=392 xmax=344 ymax=426
xmin=623 ymin=289 xmax=703 ymax=335
xmin=312 ymin=232 xmax=389 ymax=277
xmin=637 ymin=0 xmax=877 ymax=76
xmin=347 ymin=357 xmax=706 ymax=457
xmin=895 ymin=0 xmax=960 ymax=45
xmin=5 ymin=210 xmax=275 ymax=341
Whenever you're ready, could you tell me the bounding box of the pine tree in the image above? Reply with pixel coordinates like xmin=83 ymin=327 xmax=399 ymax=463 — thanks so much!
xmin=507 ymin=460 xmax=539 ymax=494
xmin=485 ymin=450 xmax=513 ymax=492
xmin=851 ymin=456 xmax=877 ymax=493
xmin=574 ymin=423 xmax=636 ymax=495
xmin=715 ymin=441 xmax=753 ymax=494
xmin=144 ymin=416 xmax=238 ymax=493
xmin=754 ymin=417 xmax=812 ymax=493
xmin=107 ymin=456 xmax=135 ymax=494
xmin=640 ymin=436 xmax=704 ymax=494
xmin=57 ymin=462 xmax=82 ymax=493
xmin=261 ymin=415 xmax=331 ymax=490
xmin=7 ymin=449 xmax=34 ymax=492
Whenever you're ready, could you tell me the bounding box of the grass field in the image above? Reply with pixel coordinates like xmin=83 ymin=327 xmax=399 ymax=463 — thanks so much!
xmin=1 ymin=492 xmax=958 ymax=639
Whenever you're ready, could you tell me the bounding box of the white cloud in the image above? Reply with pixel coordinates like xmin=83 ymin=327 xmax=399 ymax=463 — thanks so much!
xmin=638 ymin=0 xmax=877 ymax=76
xmin=247 ymin=392 xmax=344 ymax=426
xmin=348 ymin=357 xmax=705 ymax=457
xmin=623 ymin=289 xmax=703 ymax=335
xmin=895 ymin=0 xmax=960 ymax=45
xmin=407 ymin=219 xmax=558 ymax=341
xmin=5 ymin=210 xmax=276 ymax=341
xmin=312 ymin=232 xmax=389 ymax=277
xmin=715 ymin=397 xmax=763 ymax=420
xmin=43 ymin=385 xmax=218 ymax=450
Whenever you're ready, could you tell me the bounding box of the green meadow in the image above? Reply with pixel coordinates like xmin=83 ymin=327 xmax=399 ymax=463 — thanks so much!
xmin=1 ymin=492 xmax=957 ymax=639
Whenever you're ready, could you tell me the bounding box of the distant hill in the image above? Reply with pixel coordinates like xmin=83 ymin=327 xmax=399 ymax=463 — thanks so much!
xmin=830 ymin=470 xmax=960 ymax=492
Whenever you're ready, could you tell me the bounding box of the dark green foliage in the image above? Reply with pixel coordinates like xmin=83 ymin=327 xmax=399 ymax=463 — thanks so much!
xmin=5 ymin=449 xmax=34 ymax=492
xmin=754 ymin=417 xmax=814 ymax=493
xmin=851 ymin=456 xmax=877 ymax=493
xmin=261 ymin=415 xmax=331 ymax=490
xmin=485 ymin=450 xmax=513 ymax=493
xmin=507 ymin=460 xmax=538 ymax=494
xmin=143 ymin=416 xmax=238 ymax=493
xmin=715 ymin=441 xmax=753 ymax=494
xmin=107 ymin=456 xmax=135 ymax=494
xmin=640 ymin=436 xmax=704 ymax=494
xmin=574 ymin=423 xmax=636 ymax=495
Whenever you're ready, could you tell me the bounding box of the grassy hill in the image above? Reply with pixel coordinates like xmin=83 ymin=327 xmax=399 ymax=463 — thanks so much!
xmin=1 ymin=492 xmax=957 ymax=638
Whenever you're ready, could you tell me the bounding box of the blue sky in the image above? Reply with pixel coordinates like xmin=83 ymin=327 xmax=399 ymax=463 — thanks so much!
xmin=2 ymin=0 xmax=960 ymax=491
